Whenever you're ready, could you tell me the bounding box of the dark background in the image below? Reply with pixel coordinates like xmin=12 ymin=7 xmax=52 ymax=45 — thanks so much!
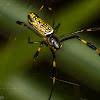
xmin=0 ymin=0 xmax=100 ymax=100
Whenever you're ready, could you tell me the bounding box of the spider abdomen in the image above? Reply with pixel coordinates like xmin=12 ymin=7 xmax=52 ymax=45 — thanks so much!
xmin=28 ymin=12 xmax=54 ymax=37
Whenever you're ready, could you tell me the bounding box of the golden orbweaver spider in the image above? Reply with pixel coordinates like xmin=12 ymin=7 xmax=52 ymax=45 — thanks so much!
xmin=16 ymin=5 xmax=100 ymax=100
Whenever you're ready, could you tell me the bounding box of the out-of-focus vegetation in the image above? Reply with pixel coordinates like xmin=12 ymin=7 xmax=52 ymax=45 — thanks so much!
xmin=0 ymin=0 xmax=100 ymax=100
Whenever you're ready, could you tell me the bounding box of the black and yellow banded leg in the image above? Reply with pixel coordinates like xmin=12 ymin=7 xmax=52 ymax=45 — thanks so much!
xmin=58 ymin=27 xmax=100 ymax=39
xmin=37 ymin=5 xmax=55 ymax=28
xmin=37 ymin=5 xmax=55 ymax=14
xmin=75 ymin=35 xmax=100 ymax=56
xmin=16 ymin=21 xmax=43 ymax=38
xmin=33 ymin=42 xmax=44 ymax=66
xmin=86 ymin=27 xmax=100 ymax=32
xmin=61 ymin=35 xmax=100 ymax=56
xmin=48 ymin=48 xmax=56 ymax=100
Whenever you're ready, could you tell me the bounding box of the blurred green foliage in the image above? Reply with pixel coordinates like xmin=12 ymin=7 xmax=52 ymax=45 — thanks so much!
xmin=0 ymin=0 xmax=100 ymax=100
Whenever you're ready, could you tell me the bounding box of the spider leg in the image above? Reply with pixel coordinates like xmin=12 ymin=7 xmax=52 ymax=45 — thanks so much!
xmin=37 ymin=5 xmax=55 ymax=28
xmin=58 ymin=27 xmax=100 ymax=39
xmin=48 ymin=48 xmax=56 ymax=100
xmin=54 ymin=23 xmax=60 ymax=35
xmin=33 ymin=41 xmax=45 ymax=66
xmin=16 ymin=21 xmax=43 ymax=38
xmin=61 ymin=35 xmax=100 ymax=56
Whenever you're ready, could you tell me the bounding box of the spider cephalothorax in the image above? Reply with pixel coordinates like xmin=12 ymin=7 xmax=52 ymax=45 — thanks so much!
xmin=47 ymin=35 xmax=62 ymax=50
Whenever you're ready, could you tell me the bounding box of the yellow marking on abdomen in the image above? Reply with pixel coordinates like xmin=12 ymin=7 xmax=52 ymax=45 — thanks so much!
xmin=28 ymin=12 xmax=54 ymax=36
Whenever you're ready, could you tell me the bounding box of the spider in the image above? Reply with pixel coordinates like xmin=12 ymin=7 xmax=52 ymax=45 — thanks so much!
xmin=16 ymin=5 xmax=100 ymax=100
